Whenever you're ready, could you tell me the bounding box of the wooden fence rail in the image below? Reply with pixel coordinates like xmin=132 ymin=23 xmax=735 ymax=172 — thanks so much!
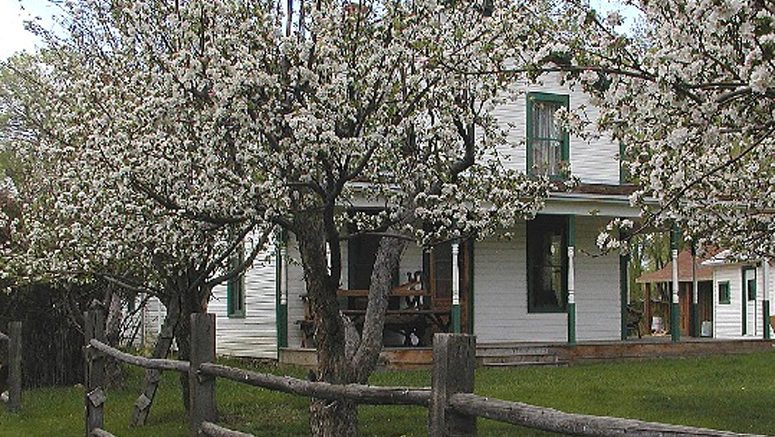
xmin=88 ymin=339 xmax=189 ymax=373
xmin=199 ymin=363 xmax=431 ymax=406
xmin=200 ymin=421 xmax=256 ymax=437
xmin=0 ymin=322 xmax=23 ymax=413
xmin=82 ymin=311 xmax=767 ymax=437
xmin=447 ymin=393 xmax=752 ymax=437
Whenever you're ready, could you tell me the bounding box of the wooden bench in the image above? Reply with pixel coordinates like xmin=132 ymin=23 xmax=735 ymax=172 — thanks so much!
xmin=296 ymin=283 xmax=449 ymax=347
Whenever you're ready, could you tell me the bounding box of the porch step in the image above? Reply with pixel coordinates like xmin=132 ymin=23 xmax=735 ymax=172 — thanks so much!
xmin=482 ymin=360 xmax=567 ymax=368
xmin=477 ymin=345 xmax=566 ymax=367
xmin=477 ymin=346 xmax=551 ymax=357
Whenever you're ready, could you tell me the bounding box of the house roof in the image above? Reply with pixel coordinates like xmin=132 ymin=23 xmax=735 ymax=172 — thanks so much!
xmin=636 ymin=250 xmax=715 ymax=284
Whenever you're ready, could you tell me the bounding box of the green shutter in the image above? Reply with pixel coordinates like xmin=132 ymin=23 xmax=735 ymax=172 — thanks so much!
xmin=227 ymin=244 xmax=246 ymax=318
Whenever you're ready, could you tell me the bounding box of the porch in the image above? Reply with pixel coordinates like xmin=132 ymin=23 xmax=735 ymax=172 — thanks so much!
xmin=279 ymin=337 xmax=775 ymax=369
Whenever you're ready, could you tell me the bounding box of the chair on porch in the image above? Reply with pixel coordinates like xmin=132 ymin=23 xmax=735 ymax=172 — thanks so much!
xmin=626 ymin=304 xmax=643 ymax=339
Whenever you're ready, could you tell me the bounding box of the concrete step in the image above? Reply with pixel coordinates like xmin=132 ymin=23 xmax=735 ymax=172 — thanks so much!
xmin=480 ymin=354 xmax=559 ymax=365
xmin=476 ymin=346 xmax=551 ymax=357
xmin=482 ymin=360 xmax=568 ymax=368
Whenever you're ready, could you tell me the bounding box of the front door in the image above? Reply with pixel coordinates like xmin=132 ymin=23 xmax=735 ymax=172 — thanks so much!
xmin=742 ymin=267 xmax=757 ymax=336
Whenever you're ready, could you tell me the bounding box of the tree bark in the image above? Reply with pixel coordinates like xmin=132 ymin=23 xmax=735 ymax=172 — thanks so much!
xmin=104 ymin=287 xmax=127 ymax=389
xmin=352 ymin=236 xmax=406 ymax=382
xmin=130 ymin=296 xmax=180 ymax=426
xmin=295 ymin=214 xmax=359 ymax=436
xmin=173 ymin=271 xmax=210 ymax=413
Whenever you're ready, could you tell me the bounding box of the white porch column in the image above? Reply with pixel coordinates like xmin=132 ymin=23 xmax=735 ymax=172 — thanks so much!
xmin=451 ymin=241 xmax=461 ymax=333
xmin=764 ymin=259 xmax=771 ymax=339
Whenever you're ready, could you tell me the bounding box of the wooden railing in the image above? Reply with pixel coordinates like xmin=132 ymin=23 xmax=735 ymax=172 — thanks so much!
xmin=0 ymin=321 xmax=22 ymax=413
xmin=82 ymin=310 xmax=767 ymax=437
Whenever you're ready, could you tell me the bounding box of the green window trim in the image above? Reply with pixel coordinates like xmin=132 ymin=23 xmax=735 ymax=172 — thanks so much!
xmin=527 ymin=215 xmax=569 ymax=313
xmin=718 ymin=281 xmax=731 ymax=305
xmin=227 ymin=244 xmax=246 ymax=318
xmin=526 ymin=92 xmax=570 ymax=179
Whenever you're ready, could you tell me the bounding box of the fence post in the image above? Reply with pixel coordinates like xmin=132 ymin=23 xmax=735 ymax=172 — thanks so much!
xmin=189 ymin=313 xmax=217 ymax=437
xmin=84 ymin=308 xmax=106 ymax=437
xmin=6 ymin=322 xmax=22 ymax=413
xmin=429 ymin=333 xmax=476 ymax=437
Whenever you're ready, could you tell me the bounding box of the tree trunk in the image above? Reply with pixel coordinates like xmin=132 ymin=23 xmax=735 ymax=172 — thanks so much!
xmin=104 ymin=287 xmax=127 ymax=388
xmin=130 ymin=296 xmax=180 ymax=426
xmin=295 ymin=215 xmax=359 ymax=436
xmin=173 ymin=272 xmax=210 ymax=414
xmin=352 ymin=236 xmax=406 ymax=382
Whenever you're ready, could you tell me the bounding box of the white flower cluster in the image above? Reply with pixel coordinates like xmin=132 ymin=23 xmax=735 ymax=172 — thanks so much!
xmin=552 ymin=0 xmax=775 ymax=257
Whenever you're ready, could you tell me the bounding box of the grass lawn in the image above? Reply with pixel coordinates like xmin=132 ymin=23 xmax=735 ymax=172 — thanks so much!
xmin=1 ymin=351 xmax=774 ymax=436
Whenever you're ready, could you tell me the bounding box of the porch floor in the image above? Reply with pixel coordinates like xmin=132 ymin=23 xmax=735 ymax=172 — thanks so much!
xmin=279 ymin=336 xmax=775 ymax=369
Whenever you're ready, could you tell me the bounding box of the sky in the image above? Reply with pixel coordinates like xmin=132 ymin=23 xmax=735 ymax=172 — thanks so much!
xmin=0 ymin=0 xmax=642 ymax=61
xmin=0 ymin=0 xmax=57 ymax=60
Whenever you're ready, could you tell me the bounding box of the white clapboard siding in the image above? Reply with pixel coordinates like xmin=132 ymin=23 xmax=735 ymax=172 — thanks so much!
xmin=135 ymin=247 xmax=279 ymax=358
xmin=714 ymin=264 xmax=746 ymax=339
xmin=474 ymin=216 xmax=620 ymax=343
xmin=574 ymin=217 xmax=620 ymax=341
xmin=210 ymin=242 xmax=277 ymax=359
xmin=490 ymin=72 xmax=620 ymax=185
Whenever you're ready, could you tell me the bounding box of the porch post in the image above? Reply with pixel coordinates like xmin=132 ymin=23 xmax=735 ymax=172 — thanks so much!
xmin=620 ymin=252 xmax=630 ymax=340
xmin=691 ymin=245 xmax=699 ymax=337
xmin=567 ymin=216 xmax=576 ymax=345
xmin=451 ymin=240 xmax=461 ymax=334
xmin=764 ymin=259 xmax=771 ymax=339
xmin=276 ymin=232 xmax=289 ymax=349
xmin=670 ymin=226 xmax=681 ymax=343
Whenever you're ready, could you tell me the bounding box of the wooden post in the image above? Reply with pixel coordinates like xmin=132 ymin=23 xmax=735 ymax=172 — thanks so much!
xmin=7 ymin=321 xmax=22 ymax=413
xmin=429 ymin=334 xmax=476 ymax=437
xmin=277 ymin=241 xmax=289 ymax=349
xmin=645 ymin=283 xmax=652 ymax=333
xmin=189 ymin=313 xmax=217 ymax=437
xmin=84 ymin=309 xmax=106 ymax=436
xmin=691 ymin=245 xmax=700 ymax=337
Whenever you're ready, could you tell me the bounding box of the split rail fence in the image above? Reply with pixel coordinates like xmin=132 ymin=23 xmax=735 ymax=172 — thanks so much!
xmin=83 ymin=310 xmax=766 ymax=437
xmin=0 ymin=321 xmax=22 ymax=413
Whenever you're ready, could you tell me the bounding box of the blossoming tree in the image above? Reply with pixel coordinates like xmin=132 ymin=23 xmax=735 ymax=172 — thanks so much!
xmin=2 ymin=0 xmax=565 ymax=434
xmin=537 ymin=0 xmax=775 ymax=257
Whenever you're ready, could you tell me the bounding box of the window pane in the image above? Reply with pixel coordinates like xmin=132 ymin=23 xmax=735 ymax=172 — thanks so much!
xmin=528 ymin=94 xmax=567 ymax=177
xmin=530 ymin=139 xmax=562 ymax=175
xmin=531 ymin=100 xmax=563 ymax=140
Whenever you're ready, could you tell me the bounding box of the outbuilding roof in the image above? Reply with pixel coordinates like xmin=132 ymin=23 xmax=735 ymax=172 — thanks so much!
xmin=636 ymin=250 xmax=715 ymax=284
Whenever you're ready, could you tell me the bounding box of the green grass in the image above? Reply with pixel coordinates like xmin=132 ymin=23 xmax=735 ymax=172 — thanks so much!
xmin=2 ymin=352 xmax=774 ymax=436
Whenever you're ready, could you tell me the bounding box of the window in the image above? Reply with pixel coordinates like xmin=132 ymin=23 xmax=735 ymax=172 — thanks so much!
xmin=527 ymin=215 xmax=568 ymax=313
xmin=718 ymin=281 xmax=731 ymax=305
xmin=744 ymin=268 xmax=757 ymax=301
xmin=527 ymin=92 xmax=570 ymax=178
xmin=227 ymin=244 xmax=246 ymax=318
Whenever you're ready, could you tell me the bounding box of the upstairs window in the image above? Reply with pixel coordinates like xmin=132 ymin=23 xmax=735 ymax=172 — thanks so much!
xmin=527 ymin=92 xmax=570 ymax=178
